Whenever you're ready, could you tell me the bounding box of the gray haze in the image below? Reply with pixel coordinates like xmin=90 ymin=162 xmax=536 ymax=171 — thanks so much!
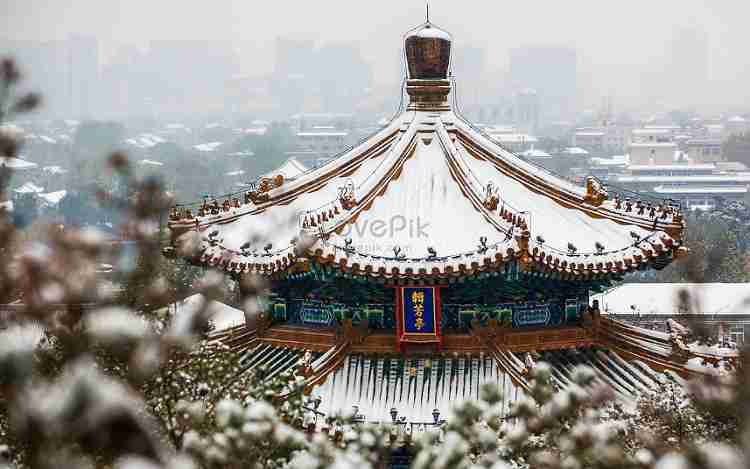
xmin=1 ymin=0 xmax=748 ymax=116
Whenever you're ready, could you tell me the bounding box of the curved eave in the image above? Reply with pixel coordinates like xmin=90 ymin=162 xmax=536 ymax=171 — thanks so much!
xmin=171 ymin=108 xmax=686 ymax=280
xmin=452 ymin=121 xmax=685 ymax=239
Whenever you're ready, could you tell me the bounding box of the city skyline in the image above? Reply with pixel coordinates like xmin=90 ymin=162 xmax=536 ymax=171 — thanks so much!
xmin=1 ymin=1 xmax=746 ymax=117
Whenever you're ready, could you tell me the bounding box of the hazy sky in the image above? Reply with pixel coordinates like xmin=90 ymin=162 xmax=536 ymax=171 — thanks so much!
xmin=2 ymin=0 xmax=748 ymax=109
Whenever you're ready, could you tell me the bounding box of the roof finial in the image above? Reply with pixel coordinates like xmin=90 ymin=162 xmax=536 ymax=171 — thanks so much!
xmin=426 ymin=1 xmax=430 ymax=23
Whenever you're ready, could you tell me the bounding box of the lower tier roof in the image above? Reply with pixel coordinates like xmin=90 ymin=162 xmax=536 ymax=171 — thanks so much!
xmin=209 ymin=316 xmax=737 ymax=424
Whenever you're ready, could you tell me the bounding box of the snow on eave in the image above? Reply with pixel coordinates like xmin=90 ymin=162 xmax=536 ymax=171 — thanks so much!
xmin=1 ymin=157 xmax=38 ymax=170
xmin=172 ymin=293 xmax=245 ymax=332
xmin=260 ymin=157 xmax=309 ymax=180
xmin=592 ymin=283 xmax=750 ymax=316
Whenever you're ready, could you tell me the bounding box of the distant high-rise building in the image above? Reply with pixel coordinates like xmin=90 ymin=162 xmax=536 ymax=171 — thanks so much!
xmin=272 ymin=38 xmax=371 ymax=116
xmin=314 ymin=43 xmax=371 ymax=113
xmin=665 ymin=26 xmax=709 ymax=108
xmin=272 ymin=38 xmax=316 ymax=117
xmin=274 ymin=38 xmax=315 ymax=78
xmin=514 ymin=88 xmax=539 ymax=134
xmin=451 ymin=45 xmax=486 ymax=117
xmin=145 ymin=40 xmax=240 ymax=112
xmin=509 ymin=46 xmax=577 ymax=123
xmin=1 ymin=36 xmax=99 ymax=118
xmin=67 ymin=35 xmax=99 ymax=118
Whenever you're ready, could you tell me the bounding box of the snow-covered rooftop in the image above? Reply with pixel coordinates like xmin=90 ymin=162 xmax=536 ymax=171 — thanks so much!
xmin=242 ymin=127 xmax=267 ymax=136
xmin=126 ymin=134 xmax=167 ymax=149
xmin=562 ymin=147 xmax=590 ymax=155
xmin=194 ymin=142 xmax=224 ymax=152
xmin=591 ymin=155 xmax=628 ymax=166
xmin=629 ymin=142 xmax=677 ymax=148
xmin=13 ymin=182 xmax=44 ymax=194
xmin=297 ymin=132 xmax=348 ymax=137
xmin=137 ymin=159 xmax=164 ymax=166
xmin=39 ymin=190 xmax=67 ymax=206
xmin=632 ymin=128 xmax=670 ymax=135
xmin=628 ymin=164 xmax=715 ymax=171
xmin=228 ymin=150 xmax=255 ymax=157
xmin=653 ymin=185 xmax=748 ymax=195
xmin=261 ymin=157 xmax=309 ymax=180
xmin=593 ymin=283 xmax=750 ymax=315
xmin=521 ymin=149 xmax=551 ymax=158
xmin=42 ymin=165 xmax=67 ymax=175
xmin=615 ymin=175 xmax=750 ymax=183
xmin=0 ymin=157 xmax=37 ymax=170
xmin=489 ymin=133 xmax=538 ymax=144
xmin=172 ymin=293 xmax=245 ymax=332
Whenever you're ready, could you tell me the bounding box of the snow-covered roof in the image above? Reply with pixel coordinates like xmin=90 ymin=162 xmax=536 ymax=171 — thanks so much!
xmin=13 ymin=182 xmax=44 ymax=194
xmin=632 ymin=128 xmax=670 ymax=135
xmin=628 ymin=164 xmax=714 ymax=172
xmin=172 ymin=293 xmax=245 ymax=332
xmin=170 ymin=103 xmax=683 ymax=280
xmin=591 ymin=155 xmax=628 ymax=166
xmin=489 ymin=133 xmax=538 ymax=144
xmin=242 ymin=127 xmax=267 ymax=136
xmin=194 ymin=142 xmax=224 ymax=152
xmin=687 ymin=138 xmax=721 ymax=146
xmin=260 ymin=157 xmax=309 ymax=180
xmin=562 ymin=147 xmax=589 ymax=155
xmin=615 ymin=175 xmax=750 ymax=183
xmin=297 ymin=132 xmax=348 ymax=137
xmin=629 ymin=142 xmax=677 ymax=148
xmin=593 ymin=283 xmax=750 ymax=315
xmin=137 ymin=159 xmax=164 ymax=166
xmin=521 ymin=149 xmax=551 ymax=158
xmin=39 ymin=135 xmax=57 ymax=144
xmin=126 ymin=134 xmax=167 ymax=149
xmin=39 ymin=190 xmax=67 ymax=206
xmin=0 ymin=157 xmax=37 ymax=170
xmin=42 ymin=165 xmax=67 ymax=175
xmin=653 ymin=185 xmax=748 ymax=195
xmin=228 ymin=150 xmax=255 ymax=157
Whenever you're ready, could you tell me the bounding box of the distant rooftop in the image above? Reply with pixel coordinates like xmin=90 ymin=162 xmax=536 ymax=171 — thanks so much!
xmin=629 ymin=142 xmax=677 ymax=148
xmin=592 ymin=283 xmax=750 ymax=316
xmin=628 ymin=164 xmax=715 ymax=171
xmin=297 ymin=132 xmax=348 ymax=137
xmin=489 ymin=133 xmax=538 ymax=144
xmin=653 ymin=185 xmax=748 ymax=195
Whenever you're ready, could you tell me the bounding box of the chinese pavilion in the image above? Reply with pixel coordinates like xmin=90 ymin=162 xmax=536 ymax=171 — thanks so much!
xmin=167 ymin=18 xmax=733 ymax=423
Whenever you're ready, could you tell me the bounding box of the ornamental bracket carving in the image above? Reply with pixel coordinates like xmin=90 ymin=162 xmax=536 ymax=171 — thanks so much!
xmin=584 ymin=176 xmax=608 ymax=206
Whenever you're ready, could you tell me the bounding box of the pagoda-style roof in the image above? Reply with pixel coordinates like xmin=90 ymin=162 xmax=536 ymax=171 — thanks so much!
xmin=168 ymin=17 xmax=684 ymax=281
xmin=170 ymin=16 xmax=729 ymax=426
xmin=168 ymin=97 xmax=685 ymax=282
